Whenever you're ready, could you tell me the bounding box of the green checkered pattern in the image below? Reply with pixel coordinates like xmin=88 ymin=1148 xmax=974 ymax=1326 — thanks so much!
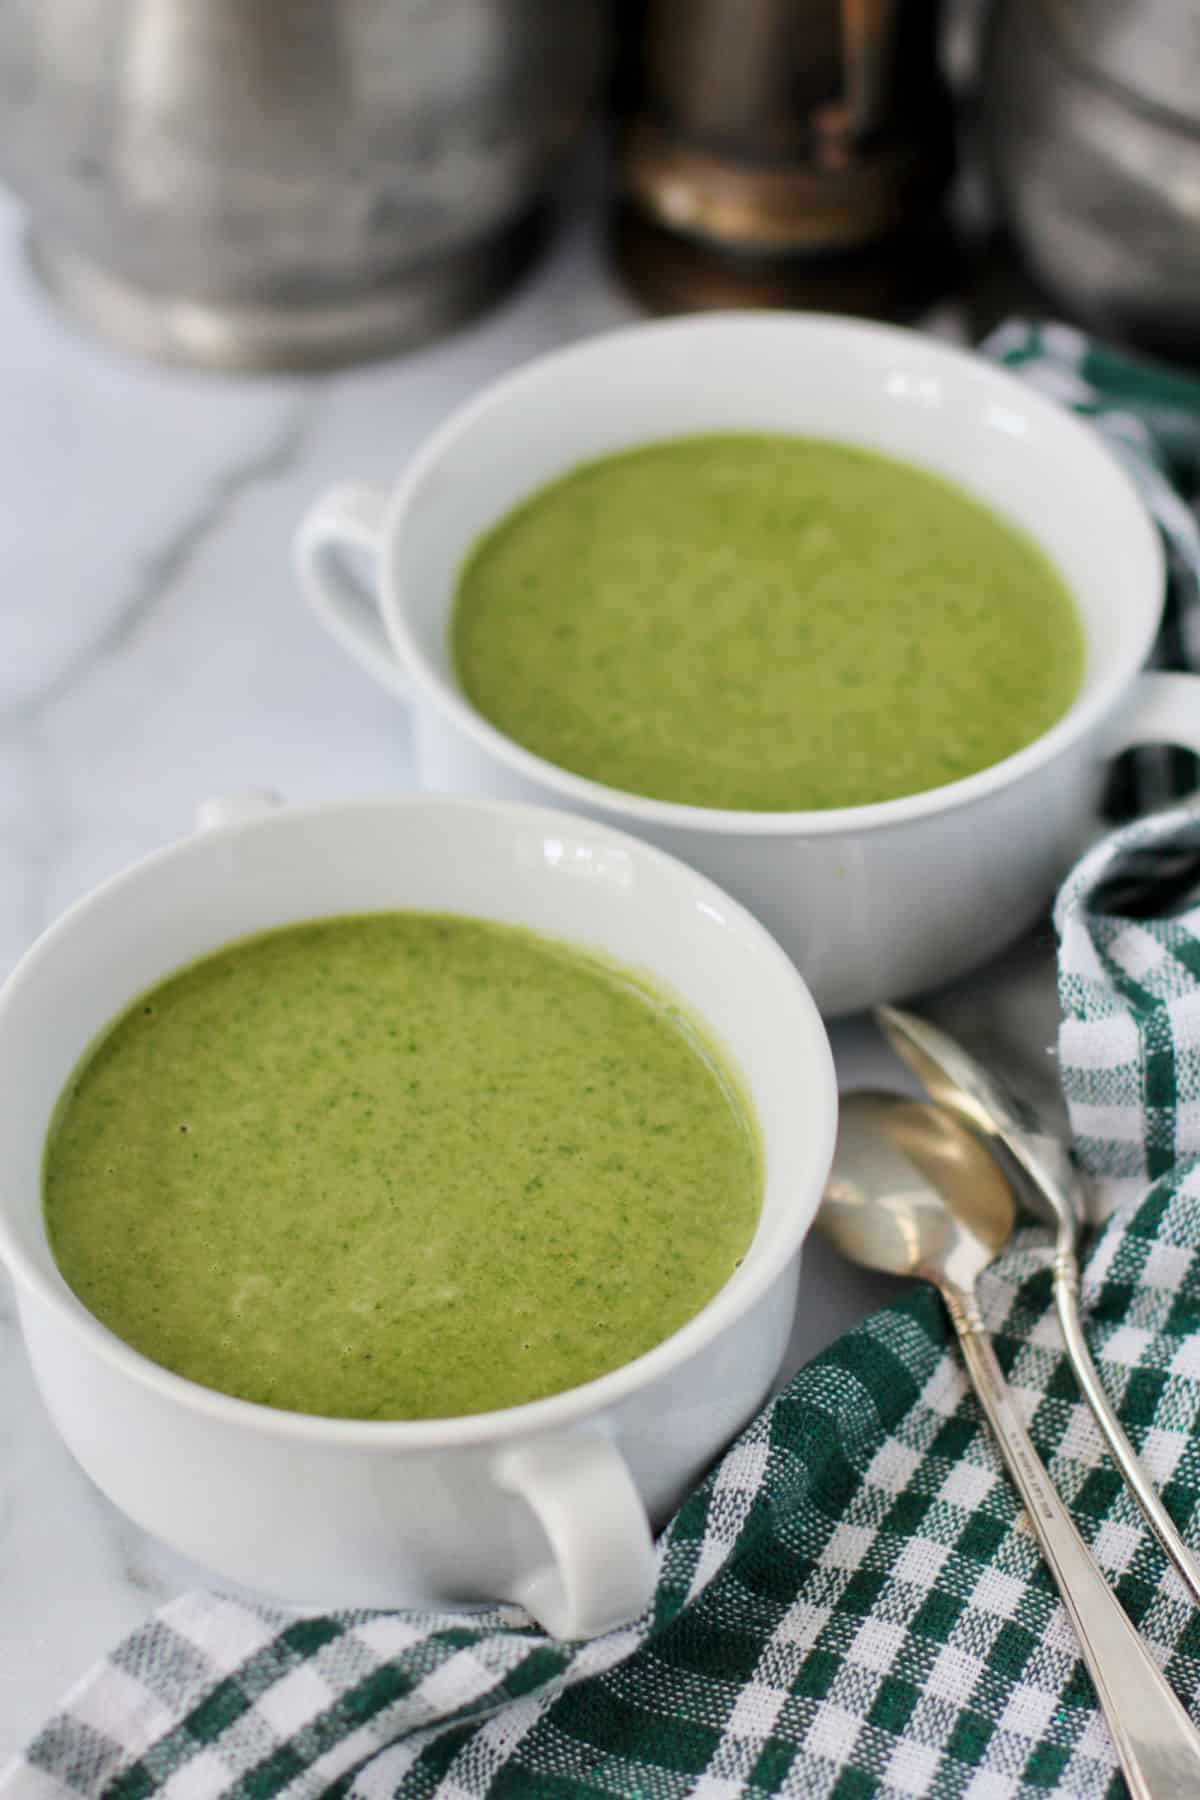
xmin=1057 ymin=804 xmax=1200 ymax=1203
xmin=7 ymin=322 xmax=1200 ymax=1800
xmin=984 ymin=321 xmax=1200 ymax=820
xmin=13 ymin=1159 xmax=1200 ymax=1800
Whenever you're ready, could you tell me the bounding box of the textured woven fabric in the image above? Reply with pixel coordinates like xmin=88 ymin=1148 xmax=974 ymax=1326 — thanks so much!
xmin=983 ymin=320 xmax=1200 ymax=820
xmin=1057 ymin=806 xmax=1200 ymax=1204
xmin=6 ymin=323 xmax=1200 ymax=1800
xmin=15 ymin=1153 xmax=1200 ymax=1800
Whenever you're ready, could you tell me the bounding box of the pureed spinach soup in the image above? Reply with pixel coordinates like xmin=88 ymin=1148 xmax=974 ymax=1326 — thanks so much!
xmin=44 ymin=914 xmax=761 ymax=1421
xmin=451 ymin=434 xmax=1086 ymax=811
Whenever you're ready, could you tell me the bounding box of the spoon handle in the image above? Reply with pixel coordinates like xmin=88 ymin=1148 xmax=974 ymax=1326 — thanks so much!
xmin=1054 ymin=1256 xmax=1200 ymax=1611
xmin=947 ymin=1290 xmax=1200 ymax=1800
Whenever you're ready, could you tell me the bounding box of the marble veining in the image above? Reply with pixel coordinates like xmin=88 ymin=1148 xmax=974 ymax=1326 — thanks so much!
xmin=6 ymin=392 xmax=320 ymax=731
xmin=0 ymin=185 xmax=904 ymax=1759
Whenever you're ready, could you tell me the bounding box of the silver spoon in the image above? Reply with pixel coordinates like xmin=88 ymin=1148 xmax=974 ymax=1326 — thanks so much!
xmin=878 ymin=1002 xmax=1200 ymax=1612
xmin=821 ymin=1091 xmax=1200 ymax=1800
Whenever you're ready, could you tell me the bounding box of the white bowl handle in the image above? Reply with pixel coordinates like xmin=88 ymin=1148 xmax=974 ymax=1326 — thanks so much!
xmin=295 ymin=482 xmax=410 ymax=700
xmin=1087 ymin=669 xmax=1200 ymax=836
xmin=494 ymin=1433 xmax=655 ymax=1640
xmin=1078 ymin=669 xmax=1200 ymax=847
xmin=1104 ymin=671 xmax=1200 ymax=763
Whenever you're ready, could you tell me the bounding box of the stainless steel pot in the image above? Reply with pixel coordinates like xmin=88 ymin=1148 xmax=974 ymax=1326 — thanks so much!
xmin=0 ymin=0 xmax=605 ymax=371
xmin=982 ymin=0 xmax=1200 ymax=363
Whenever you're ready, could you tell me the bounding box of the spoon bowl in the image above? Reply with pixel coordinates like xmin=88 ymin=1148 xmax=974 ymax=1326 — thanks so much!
xmin=821 ymin=1091 xmax=1016 ymax=1298
xmin=874 ymin=1003 xmax=1200 ymax=1614
xmin=876 ymin=1003 xmax=1085 ymax=1238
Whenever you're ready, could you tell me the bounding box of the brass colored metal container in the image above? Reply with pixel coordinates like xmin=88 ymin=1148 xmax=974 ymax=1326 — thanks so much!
xmin=616 ymin=0 xmax=955 ymax=316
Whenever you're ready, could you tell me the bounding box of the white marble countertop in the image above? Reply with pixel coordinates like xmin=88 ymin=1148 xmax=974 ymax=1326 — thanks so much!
xmin=0 ymin=188 xmax=923 ymax=1760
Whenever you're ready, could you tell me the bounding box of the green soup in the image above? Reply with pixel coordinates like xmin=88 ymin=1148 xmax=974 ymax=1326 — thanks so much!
xmin=44 ymin=914 xmax=761 ymax=1421
xmin=451 ymin=434 xmax=1085 ymax=811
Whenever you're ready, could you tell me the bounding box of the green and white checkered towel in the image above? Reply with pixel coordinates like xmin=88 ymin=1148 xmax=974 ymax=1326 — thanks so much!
xmin=985 ymin=321 xmax=1200 ymax=818
xmin=7 ymin=322 xmax=1200 ymax=1800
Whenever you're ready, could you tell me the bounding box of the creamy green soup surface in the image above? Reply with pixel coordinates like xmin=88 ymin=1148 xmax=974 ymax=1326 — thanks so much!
xmin=44 ymin=913 xmax=761 ymax=1420
xmin=451 ymin=433 xmax=1085 ymax=810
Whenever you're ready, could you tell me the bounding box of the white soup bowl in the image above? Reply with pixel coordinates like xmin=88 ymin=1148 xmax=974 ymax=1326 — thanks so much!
xmin=297 ymin=311 xmax=1200 ymax=1016
xmin=0 ymin=793 xmax=836 ymax=1639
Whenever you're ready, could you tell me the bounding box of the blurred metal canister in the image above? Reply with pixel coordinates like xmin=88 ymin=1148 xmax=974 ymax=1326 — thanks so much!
xmin=982 ymin=0 xmax=1200 ymax=366
xmin=0 ymin=0 xmax=606 ymax=371
xmin=615 ymin=0 xmax=955 ymax=317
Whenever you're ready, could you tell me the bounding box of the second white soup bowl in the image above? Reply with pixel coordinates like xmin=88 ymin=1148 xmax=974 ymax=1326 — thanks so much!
xmin=298 ymin=312 xmax=1200 ymax=1016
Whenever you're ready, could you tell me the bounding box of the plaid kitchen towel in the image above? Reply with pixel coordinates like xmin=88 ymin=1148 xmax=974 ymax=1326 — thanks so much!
xmin=984 ymin=320 xmax=1200 ymax=818
xmin=7 ymin=324 xmax=1200 ymax=1800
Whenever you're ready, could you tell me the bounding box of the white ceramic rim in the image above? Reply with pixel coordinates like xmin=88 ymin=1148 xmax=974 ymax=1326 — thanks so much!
xmin=0 ymin=795 xmax=838 ymax=1451
xmin=378 ymin=311 xmax=1166 ymax=837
